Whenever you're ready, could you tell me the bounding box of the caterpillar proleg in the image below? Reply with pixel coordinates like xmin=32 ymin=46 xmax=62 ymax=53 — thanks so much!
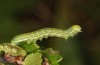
xmin=11 ymin=25 xmax=81 ymax=46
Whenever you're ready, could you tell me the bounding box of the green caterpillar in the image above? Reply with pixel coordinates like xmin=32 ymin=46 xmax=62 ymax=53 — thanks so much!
xmin=11 ymin=25 xmax=81 ymax=46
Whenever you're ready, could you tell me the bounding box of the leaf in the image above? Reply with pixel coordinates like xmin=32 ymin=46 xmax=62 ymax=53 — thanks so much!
xmin=42 ymin=48 xmax=63 ymax=65
xmin=0 ymin=45 xmax=3 ymax=53
xmin=3 ymin=44 xmax=26 ymax=57
xmin=23 ymin=53 xmax=42 ymax=65
xmin=18 ymin=41 xmax=39 ymax=54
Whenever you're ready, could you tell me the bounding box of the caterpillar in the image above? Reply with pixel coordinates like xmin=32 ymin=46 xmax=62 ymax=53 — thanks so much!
xmin=11 ymin=25 xmax=81 ymax=46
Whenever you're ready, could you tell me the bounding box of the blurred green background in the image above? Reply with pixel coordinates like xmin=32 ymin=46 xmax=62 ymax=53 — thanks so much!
xmin=0 ymin=0 xmax=100 ymax=65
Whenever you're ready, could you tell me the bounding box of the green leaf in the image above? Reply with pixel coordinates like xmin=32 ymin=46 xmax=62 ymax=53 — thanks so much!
xmin=0 ymin=45 xmax=3 ymax=53
xmin=23 ymin=52 xmax=42 ymax=65
xmin=3 ymin=44 xmax=26 ymax=57
xmin=18 ymin=41 xmax=39 ymax=54
xmin=42 ymin=48 xmax=63 ymax=65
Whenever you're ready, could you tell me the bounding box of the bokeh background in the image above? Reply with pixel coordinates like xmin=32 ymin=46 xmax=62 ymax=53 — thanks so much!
xmin=0 ymin=0 xmax=100 ymax=65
